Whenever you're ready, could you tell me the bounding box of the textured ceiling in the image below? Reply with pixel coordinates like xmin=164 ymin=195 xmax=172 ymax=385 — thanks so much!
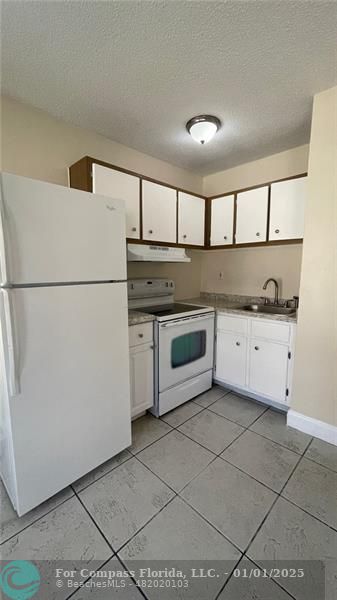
xmin=2 ymin=1 xmax=337 ymax=175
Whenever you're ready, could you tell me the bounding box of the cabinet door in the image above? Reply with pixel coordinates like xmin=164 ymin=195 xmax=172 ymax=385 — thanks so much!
xmin=178 ymin=192 xmax=205 ymax=246
xmin=269 ymin=177 xmax=307 ymax=240
xmin=142 ymin=181 xmax=177 ymax=244
xmin=129 ymin=342 xmax=154 ymax=418
xmin=92 ymin=164 xmax=140 ymax=239
xmin=216 ymin=331 xmax=247 ymax=387
xmin=210 ymin=195 xmax=234 ymax=246
xmin=236 ymin=187 xmax=268 ymax=244
xmin=248 ymin=339 xmax=289 ymax=402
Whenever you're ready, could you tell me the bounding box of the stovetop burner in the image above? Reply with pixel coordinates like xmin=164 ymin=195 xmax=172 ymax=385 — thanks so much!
xmin=136 ymin=303 xmax=204 ymax=317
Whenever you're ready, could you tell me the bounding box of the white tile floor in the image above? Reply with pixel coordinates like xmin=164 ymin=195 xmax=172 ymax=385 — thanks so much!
xmin=1 ymin=386 xmax=337 ymax=599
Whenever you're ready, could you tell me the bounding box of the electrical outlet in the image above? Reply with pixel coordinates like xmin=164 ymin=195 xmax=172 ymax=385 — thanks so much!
xmin=218 ymin=272 xmax=224 ymax=280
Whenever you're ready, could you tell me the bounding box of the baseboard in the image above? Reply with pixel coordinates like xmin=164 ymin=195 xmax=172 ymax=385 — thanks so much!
xmin=287 ymin=410 xmax=337 ymax=446
xmin=213 ymin=378 xmax=288 ymax=412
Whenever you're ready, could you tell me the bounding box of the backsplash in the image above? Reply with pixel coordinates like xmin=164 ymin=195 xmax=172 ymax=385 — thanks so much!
xmin=200 ymin=244 xmax=303 ymax=299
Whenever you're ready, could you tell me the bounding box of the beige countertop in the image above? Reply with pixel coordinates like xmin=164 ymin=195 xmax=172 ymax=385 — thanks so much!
xmin=128 ymin=310 xmax=155 ymax=326
xmin=182 ymin=296 xmax=297 ymax=324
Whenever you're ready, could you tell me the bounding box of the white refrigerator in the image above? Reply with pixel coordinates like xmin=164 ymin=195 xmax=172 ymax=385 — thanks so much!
xmin=0 ymin=173 xmax=131 ymax=516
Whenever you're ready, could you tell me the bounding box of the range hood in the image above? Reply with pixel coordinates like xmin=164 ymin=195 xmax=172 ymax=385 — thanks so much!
xmin=127 ymin=244 xmax=191 ymax=263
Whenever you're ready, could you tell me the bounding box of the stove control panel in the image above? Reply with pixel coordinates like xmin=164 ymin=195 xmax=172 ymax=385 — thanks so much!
xmin=128 ymin=278 xmax=175 ymax=300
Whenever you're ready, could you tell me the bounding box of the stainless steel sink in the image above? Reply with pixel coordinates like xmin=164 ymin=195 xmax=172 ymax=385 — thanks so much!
xmin=243 ymin=304 xmax=296 ymax=315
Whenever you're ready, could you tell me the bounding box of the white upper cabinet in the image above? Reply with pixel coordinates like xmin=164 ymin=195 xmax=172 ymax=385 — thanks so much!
xmin=269 ymin=177 xmax=307 ymax=240
xmin=178 ymin=192 xmax=205 ymax=246
xmin=235 ymin=186 xmax=269 ymax=244
xmin=142 ymin=181 xmax=177 ymax=244
xmin=92 ymin=164 xmax=140 ymax=239
xmin=210 ymin=195 xmax=234 ymax=246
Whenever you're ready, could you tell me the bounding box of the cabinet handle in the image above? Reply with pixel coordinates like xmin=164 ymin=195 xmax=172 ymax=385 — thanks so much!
xmin=254 ymin=346 xmax=259 ymax=351
xmin=224 ymin=235 xmax=227 ymax=240
xmin=148 ymin=229 xmax=153 ymax=234
xmin=275 ymin=229 xmax=280 ymax=234
xmin=256 ymin=232 xmax=260 ymax=237
xmin=183 ymin=234 xmax=187 ymax=239
xmin=236 ymin=341 xmax=240 ymax=346
xmin=150 ymin=345 xmax=154 ymax=349
xmin=138 ymin=333 xmax=144 ymax=338
xmin=132 ymin=226 xmax=137 ymax=232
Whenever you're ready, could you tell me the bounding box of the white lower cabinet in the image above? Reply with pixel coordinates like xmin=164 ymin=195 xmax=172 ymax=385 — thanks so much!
xmin=248 ymin=338 xmax=289 ymax=402
xmin=129 ymin=323 xmax=154 ymax=418
xmin=215 ymin=314 xmax=295 ymax=406
xmin=216 ymin=331 xmax=247 ymax=388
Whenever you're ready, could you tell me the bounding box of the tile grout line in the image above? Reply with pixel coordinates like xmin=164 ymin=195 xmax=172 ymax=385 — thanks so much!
xmin=72 ymin=486 xmax=116 ymax=555
xmin=133 ymin=453 xmax=179 ymax=496
xmin=74 ymin=477 xmax=179 ymax=558
xmin=218 ymin=454 xmax=299 ymax=496
xmin=63 ymin=555 xmax=126 ymax=600
xmin=214 ymin=556 xmax=244 ymax=600
xmin=177 ymin=493 xmax=243 ymax=555
xmin=217 ymin=453 xmax=310 ymax=599
xmin=243 ymin=452 xmax=307 ymax=558
xmin=115 ymin=493 xmax=178 ymax=556
xmin=239 ymin=556 xmax=298 ymax=600
xmin=73 ymin=453 xmax=134 ymax=494
xmin=277 ymin=495 xmax=337 ymax=534
xmin=0 ymin=491 xmax=77 ymax=547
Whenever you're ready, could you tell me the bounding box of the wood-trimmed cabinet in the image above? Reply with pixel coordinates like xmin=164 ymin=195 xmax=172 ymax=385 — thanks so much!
xmin=235 ymin=186 xmax=269 ymax=244
xmin=142 ymin=180 xmax=177 ymax=244
xmin=214 ymin=313 xmax=296 ymax=407
xmin=210 ymin=194 xmax=234 ymax=246
xmin=209 ymin=175 xmax=307 ymax=249
xmin=92 ymin=163 xmax=140 ymax=239
xmin=69 ymin=156 xmax=307 ymax=251
xmin=178 ymin=192 xmax=205 ymax=246
xmin=269 ymin=177 xmax=307 ymax=241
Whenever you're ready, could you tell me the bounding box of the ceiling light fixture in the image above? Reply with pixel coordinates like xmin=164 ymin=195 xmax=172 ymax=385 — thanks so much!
xmin=186 ymin=115 xmax=221 ymax=145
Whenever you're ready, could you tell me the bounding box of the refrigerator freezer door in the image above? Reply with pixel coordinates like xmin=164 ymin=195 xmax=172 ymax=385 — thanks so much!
xmin=0 ymin=173 xmax=127 ymax=285
xmin=0 ymin=282 xmax=131 ymax=515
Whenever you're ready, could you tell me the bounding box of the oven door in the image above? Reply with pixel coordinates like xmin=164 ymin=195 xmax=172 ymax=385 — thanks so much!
xmin=158 ymin=313 xmax=214 ymax=392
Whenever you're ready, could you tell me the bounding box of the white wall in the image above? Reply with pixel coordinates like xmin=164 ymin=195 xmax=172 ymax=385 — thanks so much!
xmin=0 ymin=96 xmax=202 ymax=193
xmin=292 ymin=85 xmax=337 ymax=428
xmin=203 ymin=145 xmax=309 ymax=197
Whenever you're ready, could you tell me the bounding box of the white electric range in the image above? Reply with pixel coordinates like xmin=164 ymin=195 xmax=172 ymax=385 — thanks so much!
xmin=128 ymin=278 xmax=215 ymax=416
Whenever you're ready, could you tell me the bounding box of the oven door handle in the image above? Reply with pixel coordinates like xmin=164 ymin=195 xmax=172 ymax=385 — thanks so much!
xmin=160 ymin=314 xmax=214 ymax=328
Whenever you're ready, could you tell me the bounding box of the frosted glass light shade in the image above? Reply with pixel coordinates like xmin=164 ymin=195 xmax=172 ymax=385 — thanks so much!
xmin=186 ymin=115 xmax=221 ymax=144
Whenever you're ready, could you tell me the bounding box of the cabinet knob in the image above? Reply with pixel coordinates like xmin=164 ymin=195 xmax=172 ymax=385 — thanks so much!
xmin=150 ymin=345 xmax=154 ymax=350
xmin=236 ymin=341 xmax=240 ymax=346
xmin=254 ymin=346 xmax=259 ymax=351
xmin=275 ymin=229 xmax=280 ymax=234
xmin=138 ymin=333 xmax=144 ymax=338
xmin=132 ymin=227 xmax=137 ymax=232
xmin=148 ymin=229 xmax=153 ymax=234
xmin=256 ymin=232 xmax=260 ymax=237
xmin=224 ymin=235 xmax=227 ymax=240
xmin=183 ymin=234 xmax=187 ymax=239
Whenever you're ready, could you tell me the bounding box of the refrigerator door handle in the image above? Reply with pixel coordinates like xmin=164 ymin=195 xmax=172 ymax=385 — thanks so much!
xmin=3 ymin=289 xmax=19 ymax=396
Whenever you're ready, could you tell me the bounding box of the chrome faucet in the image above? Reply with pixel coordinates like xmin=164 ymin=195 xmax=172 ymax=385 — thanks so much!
xmin=262 ymin=278 xmax=279 ymax=305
